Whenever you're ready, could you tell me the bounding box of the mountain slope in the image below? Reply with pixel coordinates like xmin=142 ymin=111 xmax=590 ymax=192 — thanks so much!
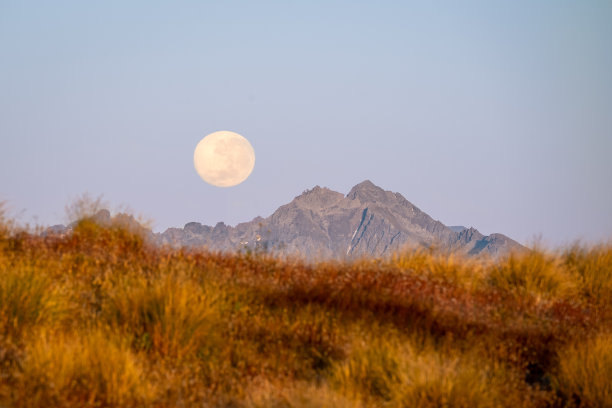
xmin=158 ymin=180 xmax=524 ymax=258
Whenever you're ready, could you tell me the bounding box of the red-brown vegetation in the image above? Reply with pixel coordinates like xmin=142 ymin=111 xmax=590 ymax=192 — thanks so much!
xmin=0 ymin=212 xmax=611 ymax=407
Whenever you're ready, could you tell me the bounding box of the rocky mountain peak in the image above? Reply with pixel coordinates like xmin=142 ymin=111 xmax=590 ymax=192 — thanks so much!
xmin=346 ymin=180 xmax=389 ymax=202
xmin=184 ymin=222 xmax=207 ymax=234
xmin=212 ymin=222 xmax=228 ymax=234
xmin=294 ymin=185 xmax=344 ymax=209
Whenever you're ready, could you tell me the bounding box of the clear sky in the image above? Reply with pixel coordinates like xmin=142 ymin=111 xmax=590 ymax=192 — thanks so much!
xmin=1 ymin=0 xmax=611 ymax=246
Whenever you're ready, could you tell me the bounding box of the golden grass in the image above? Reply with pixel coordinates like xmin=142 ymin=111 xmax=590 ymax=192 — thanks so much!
xmin=0 ymin=265 xmax=70 ymax=338
xmin=563 ymin=245 xmax=612 ymax=308
xmin=554 ymin=332 xmax=612 ymax=407
xmin=102 ymin=273 xmax=220 ymax=359
xmin=0 ymin=211 xmax=610 ymax=407
xmin=488 ymin=250 xmax=576 ymax=300
xmin=14 ymin=329 xmax=154 ymax=407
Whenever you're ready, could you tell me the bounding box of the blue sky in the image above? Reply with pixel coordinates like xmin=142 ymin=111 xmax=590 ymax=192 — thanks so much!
xmin=1 ymin=0 xmax=611 ymax=246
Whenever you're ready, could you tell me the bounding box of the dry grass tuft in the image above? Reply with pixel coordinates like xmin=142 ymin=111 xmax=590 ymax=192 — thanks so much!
xmin=330 ymin=334 xmax=527 ymax=408
xmin=0 ymin=266 xmax=70 ymax=338
xmin=488 ymin=250 xmax=575 ymax=299
xmin=12 ymin=329 xmax=154 ymax=407
xmin=564 ymin=244 xmax=612 ymax=308
xmin=102 ymin=272 xmax=221 ymax=359
xmin=554 ymin=332 xmax=612 ymax=407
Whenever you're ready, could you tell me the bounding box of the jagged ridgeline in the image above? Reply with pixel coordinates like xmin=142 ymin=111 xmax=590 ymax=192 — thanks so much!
xmin=158 ymin=180 xmax=524 ymax=258
xmin=47 ymin=181 xmax=524 ymax=258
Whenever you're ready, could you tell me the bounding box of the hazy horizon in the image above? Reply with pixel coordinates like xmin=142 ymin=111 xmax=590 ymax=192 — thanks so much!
xmin=2 ymin=1 xmax=611 ymax=247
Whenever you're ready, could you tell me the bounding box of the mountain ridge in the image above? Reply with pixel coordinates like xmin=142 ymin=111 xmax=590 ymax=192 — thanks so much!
xmin=157 ymin=180 xmax=525 ymax=258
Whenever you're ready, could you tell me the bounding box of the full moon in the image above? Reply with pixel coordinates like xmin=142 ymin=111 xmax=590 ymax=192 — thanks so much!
xmin=193 ymin=131 xmax=255 ymax=187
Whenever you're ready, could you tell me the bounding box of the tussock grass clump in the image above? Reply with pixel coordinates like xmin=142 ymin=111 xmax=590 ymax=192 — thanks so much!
xmin=68 ymin=218 xmax=148 ymax=265
xmin=12 ymin=329 xmax=154 ymax=407
xmin=224 ymin=303 xmax=346 ymax=381
xmin=488 ymin=250 xmax=575 ymax=299
xmin=564 ymin=244 xmax=612 ymax=307
xmin=0 ymin=210 xmax=610 ymax=407
xmin=103 ymin=273 xmax=221 ymax=359
xmin=393 ymin=250 xmax=486 ymax=289
xmin=0 ymin=266 xmax=69 ymax=338
xmin=330 ymin=334 xmax=523 ymax=408
xmin=554 ymin=332 xmax=612 ymax=407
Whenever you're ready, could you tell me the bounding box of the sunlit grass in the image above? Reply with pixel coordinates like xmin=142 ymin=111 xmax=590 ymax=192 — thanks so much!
xmin=102 ymin=272 xmax=221 ymax=359
xmin=554 ymin=332 xmax=612 ymax=407
xmin=564 ymin=244 xmax=612 ymax=308
xmin=0 ymin=265 xmax=70 ymax=338
xmin=13 ymin=328 xmax=154 ymax=408
xmin=330 ymin=331 xmax=530 ymax=408
xmin=0 ymin=209 xmax=610 ymax=407
xmin=488 ymin=249 xmax=576 ymax=300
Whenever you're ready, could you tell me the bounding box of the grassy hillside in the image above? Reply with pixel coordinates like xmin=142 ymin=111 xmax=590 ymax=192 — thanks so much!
xmin=0 ymin=213 xmax=611 ymax=407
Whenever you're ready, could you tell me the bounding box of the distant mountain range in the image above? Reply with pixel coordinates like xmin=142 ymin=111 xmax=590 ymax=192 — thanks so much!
xmin=45 ymin=180 xmax=523 ymax=258
xmin=157 ymin=180 xmax=524 ymax=258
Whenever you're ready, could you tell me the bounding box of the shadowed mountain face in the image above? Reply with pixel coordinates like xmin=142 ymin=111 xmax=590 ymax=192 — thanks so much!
xmin=158 ymin=180 xmax=524 ymax=258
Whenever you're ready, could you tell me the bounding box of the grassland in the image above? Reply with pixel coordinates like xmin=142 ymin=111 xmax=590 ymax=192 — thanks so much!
xmin=1 ymin=210 xmax=611 ymax=407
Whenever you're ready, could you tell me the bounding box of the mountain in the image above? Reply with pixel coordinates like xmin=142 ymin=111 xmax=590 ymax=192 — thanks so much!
xmin=448 ymin=226 xmax=468 ymax=233
xmin=157 ymin=180 xmax=524 ymax=258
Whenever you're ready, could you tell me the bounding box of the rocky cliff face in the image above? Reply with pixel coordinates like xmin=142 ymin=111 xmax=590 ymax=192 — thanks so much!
xmin=157 ymin=180 xmax=525 ymax=258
